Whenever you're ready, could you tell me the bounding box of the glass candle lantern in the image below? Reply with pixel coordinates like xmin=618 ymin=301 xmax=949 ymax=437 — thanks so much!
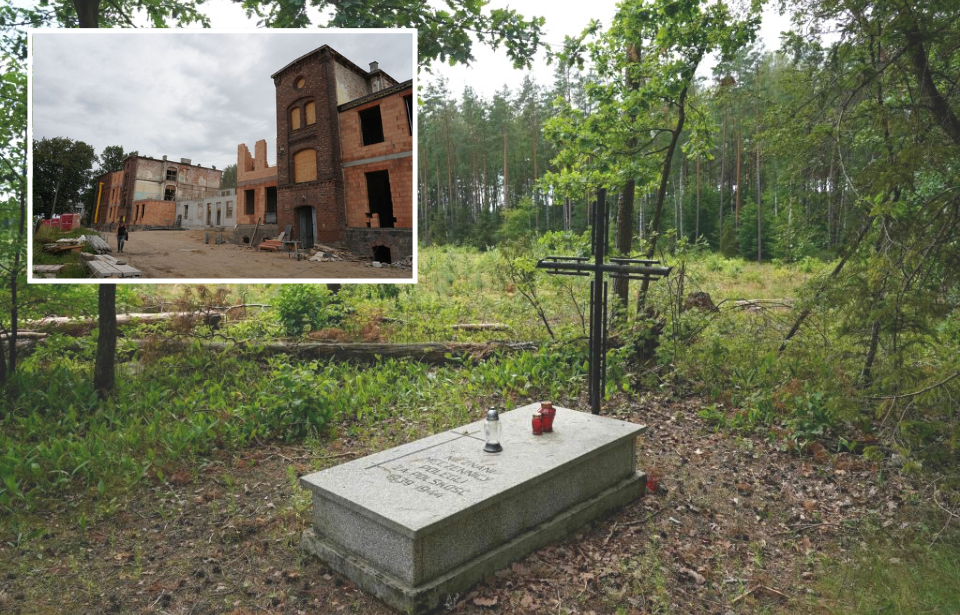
xmin=532 ymin=412 xmax=544 ymax=435
xmin=483 ymin=407 xmax=503 ymax=453
xmin=539 ymin=401 xmax=555 ymax=432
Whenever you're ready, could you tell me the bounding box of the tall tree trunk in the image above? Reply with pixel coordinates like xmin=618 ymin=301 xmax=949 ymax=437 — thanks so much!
xmin=756 ymin=138 xmax=762 ymax=262
xmin=94 ymin=284 xmax=117 ymax=399
xmin=860 ymin=318 xmax=882 ymax=387
xmin=638 ymin=85 xmax=689 ymax=311
xmin=695 ymin=156 xmax=701 ymax=239
xmin=532 ymin=116 xmax=539 ymax=232
xmin=903 ymin=15 xmax=960 ymax=145
xmin=719 ymin=118 xmax=725 ymax=246
xmin=735 ymin=130 xmax=742 ymax=226
xmin=614 ymin=179 xmax=636 ymax=305
xmin=502 ymin=131 xmax=509 ymax=209
xmin=50 ymin=176 xmax=62 ymax=219
xmin=73 ymin=0 xmax=99 ymax=27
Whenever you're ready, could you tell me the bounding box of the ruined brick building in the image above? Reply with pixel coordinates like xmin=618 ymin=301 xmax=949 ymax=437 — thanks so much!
xmin=177 ymin=189 xmax=237 ymax=229
xmin=93 ymin=156 xmax=222 ymax=228
xmin=235 ymin=45 xmax=413 ymax=261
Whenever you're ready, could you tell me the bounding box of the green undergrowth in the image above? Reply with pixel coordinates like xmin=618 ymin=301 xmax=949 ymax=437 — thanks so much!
xmin=814 ymin=521 xmax=960 ymax=614
xmin=0 ymin=335 xmax=591 ymax=520
xmin=31 ymin=225 xmax=98 ymax=278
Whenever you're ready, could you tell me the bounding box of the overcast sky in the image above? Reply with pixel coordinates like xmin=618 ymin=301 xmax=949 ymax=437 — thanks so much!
xmin=418 ymin=0 xmax=797 ymax=99
xmin=31 ymin=30 xmax=414 ymax=171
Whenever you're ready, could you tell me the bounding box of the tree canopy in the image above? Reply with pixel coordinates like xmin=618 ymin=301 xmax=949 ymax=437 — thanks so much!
xmin=32 ymin=136 xmax=97 ymax=218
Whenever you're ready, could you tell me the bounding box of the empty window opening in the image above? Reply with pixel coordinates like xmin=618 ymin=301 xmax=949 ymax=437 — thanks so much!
xmin=244 ymin=189 xmax=255 ymax=215
xmin=164 ymin=186 xmax=176 ymax=201
xmin=242 ymin=236 xmax=250 ymax=244
xmin=365 ymin=170 xmax=395 ymax=228
xmin=291 ymin=107 xmax=301 ymax=130
xmin=305 ymin=101 xmax=316 ymax=125
xmin=373 ymin=245 xmax=392 ymax=264
xmin=166 ymin=168 xmax=177 ymax=181
xmin=265 ymin=186 xmax=278 ymax=223
xmin=293 ymin=149 xmax=317 ymax=183
xmin=359 ymin=106 xmax=384 ymax=145
xmin=184 ymin=204 xmax=189 ymax=219
xmin=404 ymin=95 xmax=413 ymax=135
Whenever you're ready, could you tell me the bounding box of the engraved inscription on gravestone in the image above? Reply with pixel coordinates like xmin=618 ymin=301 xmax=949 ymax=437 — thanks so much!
xmin=380 ymin=454 xmax=499 ymax=499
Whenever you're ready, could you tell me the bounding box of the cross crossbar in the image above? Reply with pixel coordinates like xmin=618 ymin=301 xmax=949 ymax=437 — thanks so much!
xmin=535 ymin=187 xmax=672 ymax=414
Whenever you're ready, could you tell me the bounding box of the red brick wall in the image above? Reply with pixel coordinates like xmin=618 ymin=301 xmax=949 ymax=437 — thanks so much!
xmin=275 ymin=48 xmax=346 ymax=245
xmin=340 ymin=89 xmax=413 ymax=164
xmin=94 ymin=170 xmax=124 ymax=223
xmin=132 ymin=199 xmax=177 ymax=226
xmin=343 ymin=158 xmax=413 ymax=228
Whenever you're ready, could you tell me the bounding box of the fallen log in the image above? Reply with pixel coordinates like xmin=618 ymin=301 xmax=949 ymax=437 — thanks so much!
xmin=126 ymin=340 xmax=540 ymax=364
xmin=27 ymin=311 xmax=224 ymax=335
xmin=0 ymin=331 xmax=48 ymax=340
xmin=450 ymin=323 xmax=510 ymax=331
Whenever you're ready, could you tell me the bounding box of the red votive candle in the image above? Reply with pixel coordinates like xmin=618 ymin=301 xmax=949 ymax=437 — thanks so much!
xmin=532 ymin=413 xmax=543 ymax=435
xmin=539 ymin=401 xmax=555 ymax=432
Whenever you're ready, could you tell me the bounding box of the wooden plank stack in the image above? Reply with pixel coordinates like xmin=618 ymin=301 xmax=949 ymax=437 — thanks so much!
xmin=42 ymin=238 xmax=85 ymax=254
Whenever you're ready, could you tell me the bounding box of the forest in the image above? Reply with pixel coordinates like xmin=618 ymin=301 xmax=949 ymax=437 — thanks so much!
xmin=2 ymin=0 xmax=960 ymax=613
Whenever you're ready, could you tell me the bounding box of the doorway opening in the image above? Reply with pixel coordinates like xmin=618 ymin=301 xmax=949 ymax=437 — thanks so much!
xmin=373 ymin=245 xmax=392 ymax=264
xmin=296 ymin=206 xmax=315 ymax=248
xmin=265 ymin=186 xmax=278 ymax=223
xmin=365 ymin=170 xmax=395 ymax=228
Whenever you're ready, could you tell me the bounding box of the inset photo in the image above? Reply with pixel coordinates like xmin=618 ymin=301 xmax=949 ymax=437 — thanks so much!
xmin=30 ymin=30 xmax=416 ymax=283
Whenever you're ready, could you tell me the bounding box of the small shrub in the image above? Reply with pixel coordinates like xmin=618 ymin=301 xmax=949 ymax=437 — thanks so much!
xmin=274 ymin=284 xmax=343 ymax=335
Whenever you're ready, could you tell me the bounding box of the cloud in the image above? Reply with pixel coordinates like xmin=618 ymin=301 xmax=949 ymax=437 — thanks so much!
xmin=32 ymin=31 xmax=414 ymax=170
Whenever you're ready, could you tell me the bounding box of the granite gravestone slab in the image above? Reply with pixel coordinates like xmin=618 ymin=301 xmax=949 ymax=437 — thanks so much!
xmin=300 ymin=403 xmax=646 ymax=613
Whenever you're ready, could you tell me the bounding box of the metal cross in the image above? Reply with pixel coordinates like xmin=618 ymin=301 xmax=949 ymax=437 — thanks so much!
xmin=537 ymin=187 xmax=672 ymax=415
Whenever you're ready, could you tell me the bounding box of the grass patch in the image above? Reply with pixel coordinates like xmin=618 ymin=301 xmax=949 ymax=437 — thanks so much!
xmin=0 ymin=337 xmax=590 ymax=520
xmin=816 ymin=526 xmax=960 ymax=614
xmin=32 ymin=226 xmax=99 ymax=279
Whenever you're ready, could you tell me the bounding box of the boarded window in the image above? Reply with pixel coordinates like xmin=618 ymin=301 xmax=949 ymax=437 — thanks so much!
xmin=404 ymin=95 xmax=413 ymax=135
xmin=291 ymin=107 xmax=301 ymax=130
xmin=295 ymin=77 xmax=305 ymax=89
xmin=244 ymin=189 xmax=254 ymax=215
xmin=305 ymin=101 xmax=316 ymax=125
xmin=293 ymin=149 xmax=317 ymax=183
xmin=359 ymin=106 xmax=384 ymax=145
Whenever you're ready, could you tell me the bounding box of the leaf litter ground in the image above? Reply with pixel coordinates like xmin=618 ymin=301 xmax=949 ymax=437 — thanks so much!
xmin=0 ymin=395 xmax=917 ymax=614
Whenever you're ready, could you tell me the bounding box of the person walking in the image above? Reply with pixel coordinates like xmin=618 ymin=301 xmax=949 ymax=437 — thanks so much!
xmin=117 ymin=220 xmax=128 ymax=253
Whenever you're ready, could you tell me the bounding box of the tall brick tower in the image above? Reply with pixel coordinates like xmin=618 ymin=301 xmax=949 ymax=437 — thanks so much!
xmin=272 ymin=45 xmax=346 ymax=248
xmin=270 ymin=45 xmax=413 ymax=258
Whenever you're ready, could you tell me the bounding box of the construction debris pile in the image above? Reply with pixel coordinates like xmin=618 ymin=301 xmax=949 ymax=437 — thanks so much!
xmin=368 ymin=255 xmax=413 ymax=270
xmin=84 ymin=235 xmax=112 ymax=254
xmin=41 ymin=237 xmax=85 ymax=255
xmin=307 ymin=243 xmax=357 ymax=263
